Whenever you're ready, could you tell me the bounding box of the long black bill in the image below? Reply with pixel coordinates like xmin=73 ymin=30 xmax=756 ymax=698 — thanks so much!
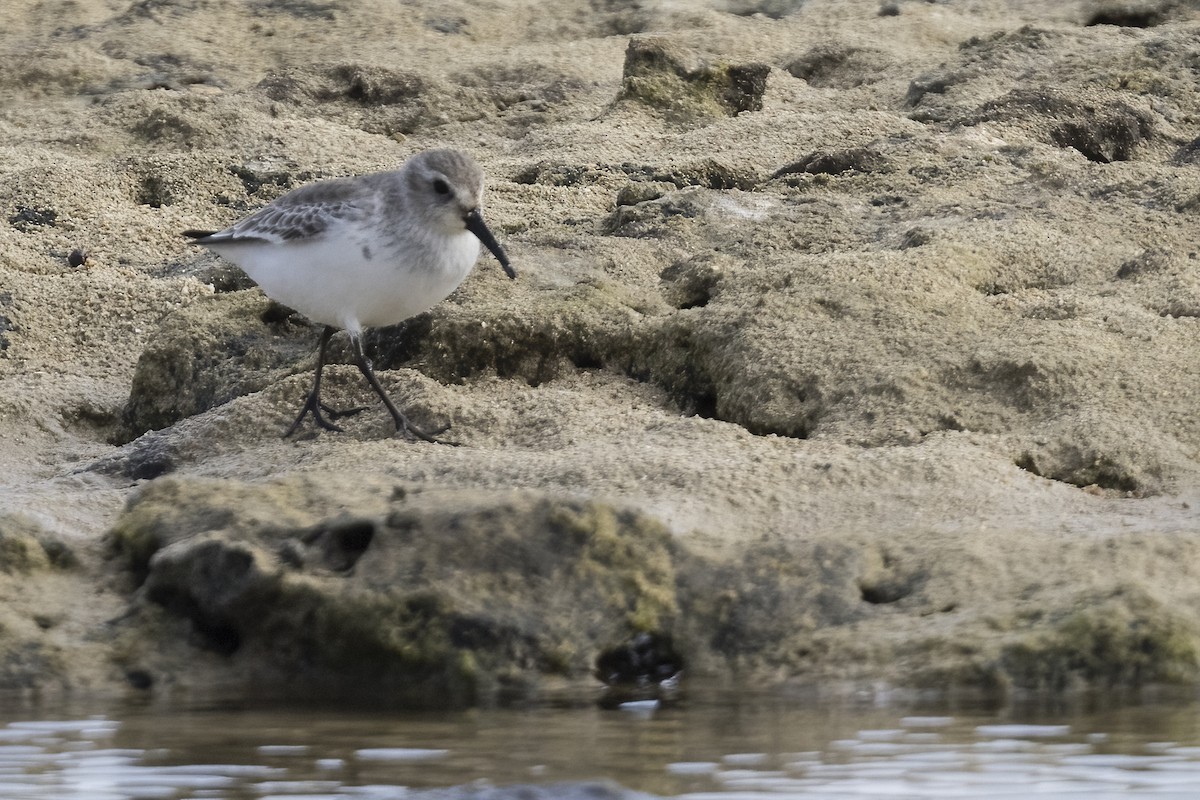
xmin=464 ymin=208 xmax=516 ymax=279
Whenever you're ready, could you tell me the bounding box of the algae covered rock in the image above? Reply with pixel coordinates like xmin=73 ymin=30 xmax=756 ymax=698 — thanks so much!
xmin=617 ymin=37 xmax=769 ymax=121
xmin=0 ymin=513 xmax=76 ymax=573
xmin=120 ymin=291 xmax=315 ymax=440
xmin=0 ymin=514 xmax=80 ymax=690
xmin=375 ymin=279 xmax=650 ymax=386
xmin=999 ymin=589 xmax=1200 ymax=691
xmin=108 ymin=475 xmax=678 ymax=706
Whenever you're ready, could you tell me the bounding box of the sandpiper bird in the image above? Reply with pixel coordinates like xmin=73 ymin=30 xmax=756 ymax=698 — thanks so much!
xmin=184 ymin=148 xmax=514 ymax=442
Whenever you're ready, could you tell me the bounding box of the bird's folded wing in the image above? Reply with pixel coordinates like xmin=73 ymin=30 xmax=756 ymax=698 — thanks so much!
xmin=199 ymin=199 xmax=366 ymax=245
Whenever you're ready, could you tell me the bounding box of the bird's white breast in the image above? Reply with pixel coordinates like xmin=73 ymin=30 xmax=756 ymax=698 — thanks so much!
xmin=212 ymin=227 xmax=481 ymax=336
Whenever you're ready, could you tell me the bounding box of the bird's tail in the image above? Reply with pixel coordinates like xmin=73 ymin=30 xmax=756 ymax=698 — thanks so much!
xmin=182 ymin=229 xmax=217 ymax=240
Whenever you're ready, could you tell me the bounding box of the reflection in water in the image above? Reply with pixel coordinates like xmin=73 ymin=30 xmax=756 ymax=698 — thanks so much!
xmin=0 ymin=693 xmax=1199 ymax=798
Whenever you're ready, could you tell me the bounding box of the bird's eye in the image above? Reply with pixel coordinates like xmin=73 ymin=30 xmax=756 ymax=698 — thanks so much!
xmin=432 ymin=178 xmax=450 ymax=196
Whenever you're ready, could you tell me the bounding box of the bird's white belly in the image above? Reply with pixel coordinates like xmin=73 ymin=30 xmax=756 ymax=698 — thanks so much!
xmin=214 ymin=231 xmax=481 ymax=334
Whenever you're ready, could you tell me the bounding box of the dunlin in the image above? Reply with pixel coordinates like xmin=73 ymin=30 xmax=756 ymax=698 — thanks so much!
xmin=185 ymin=148 xmax=514 ymax=442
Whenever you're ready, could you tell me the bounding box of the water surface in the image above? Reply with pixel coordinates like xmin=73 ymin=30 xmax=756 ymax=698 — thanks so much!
xmin=2 ymin=691 xmax=1199 ymax=798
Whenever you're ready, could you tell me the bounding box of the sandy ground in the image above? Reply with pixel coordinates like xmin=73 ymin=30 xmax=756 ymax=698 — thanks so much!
xmin=3 ymin=0 xmax=1200 ymax=702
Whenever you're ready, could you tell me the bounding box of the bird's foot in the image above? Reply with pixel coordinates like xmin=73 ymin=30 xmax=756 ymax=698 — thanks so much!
xmin=284 ymin=392 xmax=345 ymax=437
xmin=320 ymin=402 xmax=368 ymax=420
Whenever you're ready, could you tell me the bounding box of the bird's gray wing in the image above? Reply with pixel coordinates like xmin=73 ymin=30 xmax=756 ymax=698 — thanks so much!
xmin=193 ymin=178 xmax=374 ymax=245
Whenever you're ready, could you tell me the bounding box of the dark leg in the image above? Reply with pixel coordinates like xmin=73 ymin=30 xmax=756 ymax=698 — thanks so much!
xmin=284 ymin=326 xmax=345 ymax=437
xmin=348 ymin=334 xmax=454 ymax=445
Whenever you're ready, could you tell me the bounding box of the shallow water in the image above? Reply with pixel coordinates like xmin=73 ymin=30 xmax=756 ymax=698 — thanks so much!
xmin=2 ymin=691 xmax=1200 ymax=799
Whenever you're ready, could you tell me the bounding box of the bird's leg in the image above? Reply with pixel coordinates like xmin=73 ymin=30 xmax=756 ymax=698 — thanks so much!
xmin=348 ymin=333 xmax=455 ymax=445
xmin=284 ymin=325 xmax=345 ymax=437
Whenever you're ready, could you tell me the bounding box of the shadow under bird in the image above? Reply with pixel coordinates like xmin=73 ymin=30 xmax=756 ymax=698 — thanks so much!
xmin=184 ymin=148 xmax=514 ymax=442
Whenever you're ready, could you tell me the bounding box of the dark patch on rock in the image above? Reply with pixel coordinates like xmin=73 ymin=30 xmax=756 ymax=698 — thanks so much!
xmin=972 ymin=89 xmax=1154 ymax=162
xmin=595 ymin=632 xmax=683 ymax=686
xmin=1 ymin=291 xmax=14 ymax=353
xmin=122 ymin=444 xmax=176 ymax=481
xmin=617 ymin=37 xmax=770 ymax=120
xmin=116 ymin=51 xmax=221 ymax=91
xmin=297 ymin=517 xmax=376 ymax=572
xmin=651 ymin=159 xmax=759 ymax=190
xmin=130 ymin=109 xmax=201 ymax=145
xmin=1116 ymin=247 xmax=1172 ymax=279
xmin=905 ymin=70 xmax=958 ymax=110
xmin=604 ymin=186 xmax=714 ymax=237
xmin=8 ymin=205 xmax=57 ymax=231
xmin=586 ymin=0 xmax=652 ymax=35
xmin=329 ymin=64 xmax=426 ymax=105
xmin=784 ymin=43 xmax=893 ymax=89
xmin=259 ymin=300 xmax=303 ymax=326
xmin=454 ymin=63 xmax=583 ymax=112
xmin=772 ymin=146 xmax=889 ymax=177
xmin=228 ymin=163 xmax=306 ymax=196
xmin=617 ymin=313 xmax=823 ymax=438
xmin=117 ymin=0 xmax=206 ymax=23
xmin=259 ymin=61 xmax=577 ymax=137
xmin=201 ymin=261 xmax=255 ymax=293
xmin=899 ymin=227 xmax=934 ymax=249
xmin=659 ymin=253 xmax=726 ymax=310
xmin=165 ymin=251 xmax=257 ymax=293
xmin=259 ymin=63 xmax=426 ymax=106
xmin=125 ymin=669 xmax=155 ymax=689
xmin=250 ymin=0 xmax=341 ymax=20
xmin=361 ymin=315 xmax=435 ymax=370
xmin=1050 ymin=110 xmax=1154 ymax=163
xmin=858 ymin=547 xmax=924 ymax=605
xmin=960 ymin=354 xmax=1052 ymax=414
xmin=135 ymin=173 xmax=172 ymax=207
xmin=1171 ymin=136 xmax=1200 ymax=164
xmin=1084 ymin=2 xmax=1171 ymax=28
xmin=512 ymin=162 xmax=607 ymax=187
xmin=144 ymin=535 xmax=252 ymax=656
xmin=1015 ymin=446 xmax=1147 ymax=494
xmin=595 ymin=632 xmax=683 ymax=707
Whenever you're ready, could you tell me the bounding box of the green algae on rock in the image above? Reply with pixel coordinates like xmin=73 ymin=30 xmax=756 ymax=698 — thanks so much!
xmin=998 ymin=590 xmax=1200 ymax=692
xmin=0 ymin=513 xmax=76 ymax=574
xmin=119 ymin=291 xmax=315 ymax=440
xmin=617 ymin=37 xmax=769 ymax=121
xmin=108 ymin=476 xmax=678 ymax=706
